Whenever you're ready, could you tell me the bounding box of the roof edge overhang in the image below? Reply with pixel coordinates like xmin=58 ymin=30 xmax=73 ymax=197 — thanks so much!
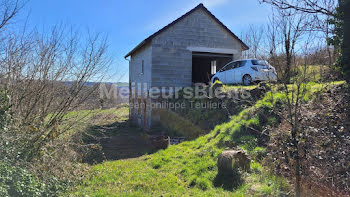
xmin=124 ymin=40 xmax=148 ymax=59
xmin=124 ymin=3 xmax=249 ymax=59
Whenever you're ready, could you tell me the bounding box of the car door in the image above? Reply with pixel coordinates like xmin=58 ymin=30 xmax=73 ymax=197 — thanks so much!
xmin=232 ymin=61 xmax=246 ymax=83
xmin=214 ymin=70 xmax=225 ymax=83
xmin=224 ymin=62 xmax=238 ymax=84
xmin=216 ymin=63 xmax=231 ymax=83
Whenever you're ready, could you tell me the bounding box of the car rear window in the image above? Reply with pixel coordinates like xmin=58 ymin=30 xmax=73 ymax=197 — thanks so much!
xmin=251 ymin=60 xmax=268 ymax=66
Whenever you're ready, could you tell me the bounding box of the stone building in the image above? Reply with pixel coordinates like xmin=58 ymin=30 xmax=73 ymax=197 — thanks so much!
xmin=125 ymin=3 xmax=248 ymax=129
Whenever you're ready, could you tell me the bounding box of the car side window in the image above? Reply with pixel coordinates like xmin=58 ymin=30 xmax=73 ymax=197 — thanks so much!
xmin=234 ymin=61 xmax=246 ymax=68
xmin=221 ymin=62 xmax=233 ymax=72
xmin=235 ymin=61 xmax=241 ymax=68
xmin=227 ymin=62 xmax=235 ymax=70
xmin=219 ymin=65 xmax=226 ymax=72
xmin=231 ymin=61 xmax=241 ymax=69
xmin=220 ymin=61 xmax=245 ymax=72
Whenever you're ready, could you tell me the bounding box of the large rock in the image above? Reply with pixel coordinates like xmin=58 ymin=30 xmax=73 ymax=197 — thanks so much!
xmin=217 ymin=150 xmax=250 ymax=175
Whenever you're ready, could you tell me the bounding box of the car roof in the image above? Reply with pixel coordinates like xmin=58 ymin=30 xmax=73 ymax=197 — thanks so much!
xmin=234 ymin=59 xmax=264 ymax=61
xmin=222 ymin=59 xmax=262 ymax=67
xmin=223 ymin=59 xmax=250 ymax=64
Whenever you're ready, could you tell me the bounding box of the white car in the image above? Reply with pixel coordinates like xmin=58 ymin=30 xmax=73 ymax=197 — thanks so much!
xmin=211 ymin=59 xmax=277 ymax=85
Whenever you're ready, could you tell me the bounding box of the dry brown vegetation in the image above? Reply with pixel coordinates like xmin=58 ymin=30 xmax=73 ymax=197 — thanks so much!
xmin=267 ymin=83 xmax=349 ymax=196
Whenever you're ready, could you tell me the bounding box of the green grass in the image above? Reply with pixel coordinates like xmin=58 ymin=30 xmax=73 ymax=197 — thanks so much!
xmin=71 ymin=82 xmax=345 ymax=196
xmin=270 ymin=81 xmax=346 ymax=104
xmin=59 ymin=104 xmax=129 ymax=138
xmin=224 ymin=84 xmax=258 ymax=91
xmin=64 ymin=104 xmax=129 ymax=124
xmin=211 ymin=79 xmax=258 ymax=91
xmin=292 ymin=65 xmax=333 ymax=83
xmin=71 ymin=92 xmax=291 ymax=196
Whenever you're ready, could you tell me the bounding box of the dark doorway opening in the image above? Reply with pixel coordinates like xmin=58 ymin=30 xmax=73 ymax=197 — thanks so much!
xmin=192 ymin=52 xmax=233 ymax=84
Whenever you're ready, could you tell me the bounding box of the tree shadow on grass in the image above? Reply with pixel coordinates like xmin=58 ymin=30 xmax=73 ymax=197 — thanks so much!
xmin=213 ymin=168 xmax=243 ymax=191
xmin=78 ymin=120 xmax=157 ymax=164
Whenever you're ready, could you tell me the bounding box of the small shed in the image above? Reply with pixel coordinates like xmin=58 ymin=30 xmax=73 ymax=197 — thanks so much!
xmin=125 ymin=3 xmax=248 ymax=129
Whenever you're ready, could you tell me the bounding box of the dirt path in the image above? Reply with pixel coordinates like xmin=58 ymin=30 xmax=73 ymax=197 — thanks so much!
xmin=100 ymin=133 xmax=154 ymax=160
xmin=87 ymin=121 xmax=155 ymax=161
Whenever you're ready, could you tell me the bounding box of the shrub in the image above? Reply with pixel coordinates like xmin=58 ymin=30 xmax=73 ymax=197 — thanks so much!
xmin=252 ymin=147 xmax=267 ymax=162
xmin=0 ymin=162 xmax=64 ymax=196
xmin=0 ymin=91 xmax=68 ymax=196
xmin=250 ymin=161 xmax=263 ymax=173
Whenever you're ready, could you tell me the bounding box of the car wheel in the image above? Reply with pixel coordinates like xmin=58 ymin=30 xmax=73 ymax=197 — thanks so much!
xmin=242 ymin=75 xmax=252 ymax=86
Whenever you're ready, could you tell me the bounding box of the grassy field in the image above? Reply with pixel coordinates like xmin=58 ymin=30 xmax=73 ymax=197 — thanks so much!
xmin=70 ymin=81 xmax=345 ymax=196
xmin=59 ymin=104 xmax=129 ymax=138
xmin=291 ymin=65 xmax=334 ymax=83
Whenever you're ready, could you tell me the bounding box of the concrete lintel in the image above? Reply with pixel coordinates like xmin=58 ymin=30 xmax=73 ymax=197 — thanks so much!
xmin=186 ymin=46 xmax=238 ymax=54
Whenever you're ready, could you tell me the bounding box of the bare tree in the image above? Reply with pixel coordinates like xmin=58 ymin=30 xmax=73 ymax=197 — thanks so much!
xmin=267 ymin=33 xmax=319 ymax=197
xmin=261 ymin=5 xmax=323 ymax=196
xmin=282 ymin=35 xmax=313 ymax=197
xmin=261 ymin=0 xmax=340 ymax=67
xmin=0 ymin=0 xmax=24 ymax=31
xmin=0 ymin=23 xmax=111 ymax=160
xmin=241 ymin=25 xmax=265 ymax=59
xmin=276 ymin=8 xmax=307 ymax=83
xmin=260 ymin=0 xmax=350 ymax=84
xmin=260 ymin=0 xmax=337 ymax=16
xmin=266 ymin=9 xmax=282 ymax=77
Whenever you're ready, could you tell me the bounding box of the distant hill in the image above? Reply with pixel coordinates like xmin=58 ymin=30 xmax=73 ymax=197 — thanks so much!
xmin=64 ymin=81 xmax=129 ymax=87
xmin=115 ymin=82 xmax=129 ymax=87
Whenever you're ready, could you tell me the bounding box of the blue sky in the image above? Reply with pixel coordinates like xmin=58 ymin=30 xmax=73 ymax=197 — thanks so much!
xmin=20 ymin=0 xmax=272 ymax=82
